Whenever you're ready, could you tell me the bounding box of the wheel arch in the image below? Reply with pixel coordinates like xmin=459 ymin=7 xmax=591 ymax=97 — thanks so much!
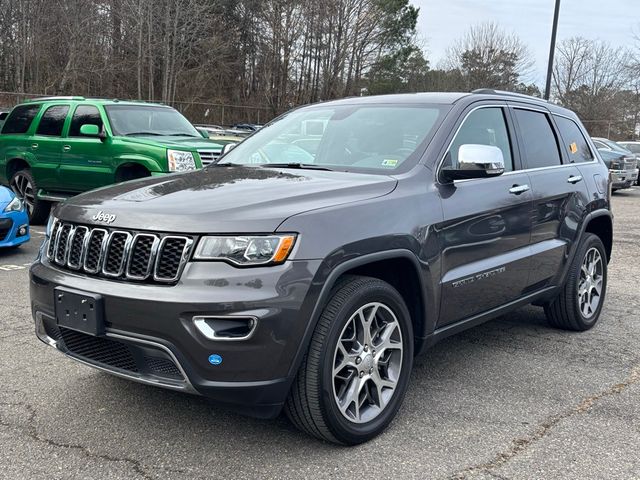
xmin=114 ymin=154 xmax=164 ymax=175
xmin=583 ymin=212 xmax=613 ymax=262
xmin=6 ymin=157 xmax=31 ymax=180
xmin=115 ymin=162 xmax=152 ymax=182
xmin=287 ymin=250 xmax=433 ymax=380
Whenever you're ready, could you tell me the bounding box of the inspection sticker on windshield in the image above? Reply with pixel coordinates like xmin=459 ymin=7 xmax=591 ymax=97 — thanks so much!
xmin=382 ymin=159 xmax=398 ymax=168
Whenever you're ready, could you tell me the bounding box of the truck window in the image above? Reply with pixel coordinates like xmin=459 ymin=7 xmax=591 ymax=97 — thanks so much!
xmin=1 ymin=104 xmax=41 ymax=134
xmin=69 ymin=105 xmax=103 ymax=137
xmin=36 ymin=105 xmax=70 ymax=137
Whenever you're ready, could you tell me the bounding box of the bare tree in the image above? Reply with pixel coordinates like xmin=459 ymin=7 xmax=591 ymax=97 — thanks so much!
xmin=444 ymin=22 xmax=534 ymax=91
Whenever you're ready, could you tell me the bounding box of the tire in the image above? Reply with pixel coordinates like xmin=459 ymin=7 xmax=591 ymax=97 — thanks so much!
xmin=285 ymin=275 xmax=414 ymax=445
xmin=544 ymin=233 xmax=607 ymax=331
xmin=9 ymin=169 xmax=50 ymax=224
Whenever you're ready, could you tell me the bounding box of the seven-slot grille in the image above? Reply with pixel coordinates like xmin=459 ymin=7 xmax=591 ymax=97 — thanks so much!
xmin=198 ymin=150 xmax=221 ymax=166
xmin=47 ymin=221 xmax=193 ymax=283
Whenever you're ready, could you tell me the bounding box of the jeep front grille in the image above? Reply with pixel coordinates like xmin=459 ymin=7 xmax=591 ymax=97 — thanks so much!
xmin=197 ymin=150 xmax=221 ymax=166
xmin=47 ymin=221 xmax=193 ymax=283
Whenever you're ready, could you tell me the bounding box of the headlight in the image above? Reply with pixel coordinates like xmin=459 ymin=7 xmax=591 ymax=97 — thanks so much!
xmin=4 ymin=196 xmax=22 ymax=212
xmin=194 ymin=234 xmax=296 ymax=266
xmin=167 ymin=150 xmax=196 ymax=172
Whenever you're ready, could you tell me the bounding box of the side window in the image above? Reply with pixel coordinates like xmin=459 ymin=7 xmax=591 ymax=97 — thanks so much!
xmin=592 ymin=140 xmax=608 ymax=150
xmin=553 ymin=116 xmax=594 ymax=163
xmin=448 ymin=107 xmax=514 ymax=172
xmin=513 ymin=109 xmax=562 ymax=169
xmin=1 ymin=104 xmax=41 ymax=134
xmin=36 ymin=105 xmax=70 ymax=137
xmin=69 ymin=105 xmax=103 ymax=137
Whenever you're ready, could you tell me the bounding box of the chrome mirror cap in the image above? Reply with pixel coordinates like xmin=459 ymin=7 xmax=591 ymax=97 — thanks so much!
xmin=458 ymin=144 xmax=506 ymax=175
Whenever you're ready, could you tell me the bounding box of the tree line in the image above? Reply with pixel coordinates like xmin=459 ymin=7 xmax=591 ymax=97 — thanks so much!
xmin=0 ymin=1 xmax=638 ymax=137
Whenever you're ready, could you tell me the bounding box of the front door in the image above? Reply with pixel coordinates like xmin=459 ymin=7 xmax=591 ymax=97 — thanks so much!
xmin=58 ymin=104 xmax=112 ymax=192
xmin=436 ymin=105 xmax=533 ymax=327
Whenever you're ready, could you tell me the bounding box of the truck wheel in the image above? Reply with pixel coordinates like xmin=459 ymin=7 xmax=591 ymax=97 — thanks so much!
xmin=544 ymin=233 xmax=607 ymax=331
xmin=285 ymin=276 xmax=413 ymax=444
xmin=10 ymin=169 xmax=50 ymax=224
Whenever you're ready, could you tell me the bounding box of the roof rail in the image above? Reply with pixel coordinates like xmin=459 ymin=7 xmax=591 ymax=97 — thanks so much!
xmin=25 ymin=96 xmax=86 ymax=103
xmin=471 ymin=89 xmax=548 ymax=102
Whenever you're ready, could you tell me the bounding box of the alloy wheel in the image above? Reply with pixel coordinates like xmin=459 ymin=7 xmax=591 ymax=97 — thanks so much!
xmin=10 ymin=173 xmax=34 ymax=215
xmin=578 ymin=247 xmax=604 ymax=319
xmin=332 ymin=302 xmax=403 ymax=424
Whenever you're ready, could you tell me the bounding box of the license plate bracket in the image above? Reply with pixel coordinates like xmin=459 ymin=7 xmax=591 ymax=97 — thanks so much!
xmin=55 ymin=287 xmax=104 ymax=336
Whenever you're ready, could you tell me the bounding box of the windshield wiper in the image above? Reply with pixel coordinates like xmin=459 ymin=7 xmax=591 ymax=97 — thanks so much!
xmin=168 ymin=133 xmax=199 ymax=137
xmin=260 ymin=163 xmax=333 ymax=171
xmin=125 ymin=132 xmax=164 ymax=136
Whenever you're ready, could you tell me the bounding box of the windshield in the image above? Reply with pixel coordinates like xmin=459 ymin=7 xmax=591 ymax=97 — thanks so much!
xmin=217 ymin=104 xmax=448 ymax=173
xmin=619 ymin=142 xmax=640 ymax=154
xmin=601 ymin=139 xmax=631 ymax=153
xmin=105 ymin=105 xmax=200 ymax=137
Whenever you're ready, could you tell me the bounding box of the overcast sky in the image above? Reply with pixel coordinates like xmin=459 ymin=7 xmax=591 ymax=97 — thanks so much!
xmin=413 ymin=0 xmax=639 ymax=85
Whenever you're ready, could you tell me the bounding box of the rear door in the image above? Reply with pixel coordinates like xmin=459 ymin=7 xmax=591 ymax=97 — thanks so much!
xmin=58 ymin=104 xmax=111 ymax=192
xmin=31 ymin=104 xmax=70 ymax=190
xmin=509 ymin=104 xmax=590 ymax=290
xmin=436 ymin=104 xmax=533 ymax=326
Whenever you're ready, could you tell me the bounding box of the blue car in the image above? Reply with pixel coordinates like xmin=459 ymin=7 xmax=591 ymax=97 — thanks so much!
xmin=0 ymin=186 xmax=30 ymax=248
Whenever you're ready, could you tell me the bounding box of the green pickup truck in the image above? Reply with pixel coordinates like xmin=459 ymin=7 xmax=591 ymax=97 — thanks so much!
xmin=0 ymin=97 xmax=227 ymax=223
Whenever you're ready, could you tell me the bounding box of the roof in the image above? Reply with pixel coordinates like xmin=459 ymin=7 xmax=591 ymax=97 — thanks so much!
xmin=21 ymin=96 xmax=167 ymax=107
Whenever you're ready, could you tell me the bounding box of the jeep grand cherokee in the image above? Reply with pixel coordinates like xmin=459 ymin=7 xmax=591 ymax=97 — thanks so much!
xmin=30 ymin=90 xmax=613 ymax=445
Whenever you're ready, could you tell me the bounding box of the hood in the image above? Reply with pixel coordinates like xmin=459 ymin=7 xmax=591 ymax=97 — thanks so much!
xmin=55 ymin=166 xmax=397 ymax=233
xmin=0 ymin=186 xmax=15 ymax=207
xmin=121 ymin=135 xmax=224 ymax=151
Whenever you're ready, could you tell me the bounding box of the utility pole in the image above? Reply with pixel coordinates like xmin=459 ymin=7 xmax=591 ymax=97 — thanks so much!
xmin=544 ymin=0 xmax=561 ymax=100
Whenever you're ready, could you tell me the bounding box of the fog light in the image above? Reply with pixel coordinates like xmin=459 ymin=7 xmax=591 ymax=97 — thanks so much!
xmin=194 ymin=316 xmax=257 ymax=341
xmin=17 ymin=225 xmax=28 ymax=237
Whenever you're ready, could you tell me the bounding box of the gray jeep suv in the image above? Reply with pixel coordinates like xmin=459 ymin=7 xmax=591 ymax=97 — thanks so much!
xmin=30 ymin=90 xmax=612 ymax=444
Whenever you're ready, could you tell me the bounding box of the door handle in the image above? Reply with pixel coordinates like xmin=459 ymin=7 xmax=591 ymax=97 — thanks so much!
xmin=62 ymin=145 xmax=71 ymax=152
xmin=509 ymin=184 xmax=530 ymax=195
xmin=567 ymin=175 xmax=583 ymax=184
xmin=31 ymin=143 xmax=38 ymax=150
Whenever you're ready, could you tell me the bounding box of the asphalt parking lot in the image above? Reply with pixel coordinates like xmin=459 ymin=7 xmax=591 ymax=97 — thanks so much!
xmin=1 ymin=188 xmax=639 ymax=480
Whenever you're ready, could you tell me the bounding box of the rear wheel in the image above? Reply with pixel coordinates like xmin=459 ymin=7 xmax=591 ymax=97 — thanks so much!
xmin=10 ymin=169 xmax=50 ymax=224
xmin=544 ymin=233 xmax=607 ymax=331
xmin=285 ymin=276 xmax=413 ymax=444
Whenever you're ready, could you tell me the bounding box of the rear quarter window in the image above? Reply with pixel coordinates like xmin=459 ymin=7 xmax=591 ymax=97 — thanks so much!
xmin=1 ymin=104 xmax=41 ymax=134
xmin=553 ymin=116 xmax=594 ymax=163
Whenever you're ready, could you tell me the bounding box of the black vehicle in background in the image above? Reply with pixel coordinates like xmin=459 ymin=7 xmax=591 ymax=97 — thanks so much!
xmin=0 ymin=110 xmax=9 ymax=130
xmin=31 ymin=90 xmax=612 ymax=444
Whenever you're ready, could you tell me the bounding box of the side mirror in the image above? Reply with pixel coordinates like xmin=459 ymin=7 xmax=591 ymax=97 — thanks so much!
xmin=197 ymin=128 xmax=210 ymax=139
xmin=222 ymin=143 xmax=238 ymax=155
xmin=79 ymin=124 xmax=100 ymax=137
xmin=441 ymin=144 xmax=505 ymax=182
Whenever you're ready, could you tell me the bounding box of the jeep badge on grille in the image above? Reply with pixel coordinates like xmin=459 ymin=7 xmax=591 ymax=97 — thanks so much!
xmin=92 ymin=211 xmax=117 ymax=224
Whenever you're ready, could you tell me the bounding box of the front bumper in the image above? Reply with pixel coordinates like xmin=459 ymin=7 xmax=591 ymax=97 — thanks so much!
xmin=0 ymin=209 xmax=30 ymax=247
xmin=610 ymin=170 xmax=635 ymax=189
xmin=30 ymin=256 xmax=322 ymax=418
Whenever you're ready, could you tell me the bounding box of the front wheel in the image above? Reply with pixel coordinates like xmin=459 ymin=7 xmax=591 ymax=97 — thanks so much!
xmin=10 ymin=169 xmax=50 ymax=224
xmin=544 ymin=233 xmax=607 ymax=331
xmin=285 ymin=276 xmax=414 ymax=444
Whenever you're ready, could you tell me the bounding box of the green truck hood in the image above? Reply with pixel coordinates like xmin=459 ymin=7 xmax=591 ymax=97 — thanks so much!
xmin=121 ymin=135 xmax=224 ymax=151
